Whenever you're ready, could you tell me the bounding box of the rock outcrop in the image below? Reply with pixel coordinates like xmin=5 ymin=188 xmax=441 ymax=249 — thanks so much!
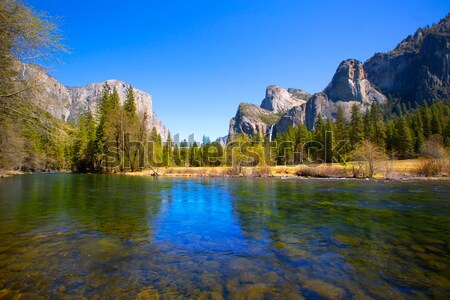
xmin=228 ymin=86 xmax=311 ymax=140
xmin=20 ymin=64 xmax=169 ymax=140
xmin=304 ymin=59 xmax=387 ymax=129
xmin=273 ymin=103 xmax=307 ymax=137
xmin=260 ymin=85 xmax=310 ymax=113
xmin=227 ymin=13 xmax=449 ymax=139
xmin=324 ymin=59 xmax=387 ymax=105
xmin=364 ymin=13 xmax=449 ymax=103
xmin=228 ymin=103 xmax=277 ymax=139
xmin=228 ymin=58 xmax=388 ymax=138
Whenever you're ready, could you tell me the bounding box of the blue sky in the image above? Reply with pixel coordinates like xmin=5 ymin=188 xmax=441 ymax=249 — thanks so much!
xmin=26 ymin=0 xmax=449 ymax=140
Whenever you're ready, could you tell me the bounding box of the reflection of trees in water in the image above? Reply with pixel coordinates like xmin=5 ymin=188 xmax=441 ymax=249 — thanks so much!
xmin=229 ymin=179 xmax=450 ymax=298
xmin=0 ymin=174 xmax=168 ymax=298
xmin=1 ymin=177 xmax=448 ymax=299
xmin=0 ymin=174 xmax=164 ymax=239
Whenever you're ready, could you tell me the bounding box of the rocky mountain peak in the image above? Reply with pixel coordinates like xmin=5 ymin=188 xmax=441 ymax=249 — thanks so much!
xmin=228 ymin=103 xmax=276 ymax=138
xmin=20 ymin=63 xmax=169 ymax=140
xmin=260 ymin=85 xmax=310 ymax=113
xmin=392 ymin=13 xmax=449 ymax=54
xmin=324 ymin=59 xmax=387 ymax=105
xmin=364 ymin=13 xmax=449 ymax=104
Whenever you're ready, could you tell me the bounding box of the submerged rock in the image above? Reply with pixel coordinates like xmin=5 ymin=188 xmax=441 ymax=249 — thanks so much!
xmin=302 ymin=279 xmax=346 ymax=300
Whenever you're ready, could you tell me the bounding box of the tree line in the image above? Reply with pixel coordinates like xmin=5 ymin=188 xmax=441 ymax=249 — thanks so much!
xmin=69 ymin=83 xmax=225 ymax=172
xmin=271 ymin=100 xmax=449 ymax=165
xmin=70 ymin=96 xmax=449 ymax=172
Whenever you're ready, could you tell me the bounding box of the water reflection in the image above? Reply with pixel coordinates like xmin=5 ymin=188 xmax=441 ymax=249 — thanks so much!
xmin=229 ymin=179 xmax=450 ymax=299
xmin=0 ymin=175 xmax=449 ymax=299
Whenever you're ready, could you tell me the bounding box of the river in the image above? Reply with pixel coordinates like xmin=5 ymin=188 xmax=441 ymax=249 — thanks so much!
xmin=0 ymin=174 xmax=448 ymax=299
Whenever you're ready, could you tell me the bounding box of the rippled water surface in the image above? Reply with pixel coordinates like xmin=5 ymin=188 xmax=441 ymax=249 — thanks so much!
xmin=0 ymin=174 xmax=449 ymax=299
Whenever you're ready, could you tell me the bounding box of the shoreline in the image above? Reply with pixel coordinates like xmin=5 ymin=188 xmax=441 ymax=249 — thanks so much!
xmin=118 ymin=161 xmax=449 ymax=181
xmin=1 ymin=159 xmax=448 ymax=181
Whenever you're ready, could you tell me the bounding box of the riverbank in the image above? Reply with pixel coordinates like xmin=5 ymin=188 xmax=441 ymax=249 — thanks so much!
xmin=2 ymin=159 xmax=447 ymax=180
xmin=122 ymin=159 xmax=449 ymax=180
xmin=0 ymin=170 xmax=71 ymax=178
xmin=0 ymin=170 xmax=25 ymax=178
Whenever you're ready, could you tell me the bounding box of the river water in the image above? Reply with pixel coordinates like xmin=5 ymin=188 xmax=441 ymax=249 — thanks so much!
xmin=0 ymin=174 xmax=448 ymax=299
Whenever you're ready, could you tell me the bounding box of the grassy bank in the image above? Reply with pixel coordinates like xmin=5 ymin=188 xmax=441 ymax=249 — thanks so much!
xmin=122 ymin=159 xmax=449 ymax=180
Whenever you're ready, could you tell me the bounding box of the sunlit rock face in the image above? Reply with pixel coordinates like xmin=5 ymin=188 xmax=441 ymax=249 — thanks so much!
xmin=305 ymin=59 xmax=387 ymax=130
xmin=323 ymin=59 xmax=387 ymax=105
xmin=19 ymin=64 xmax=169 ymax=140
xmin=260 ymin=85 xmax=310 ymax=113
xmin=228 ymin=86 xmax=311 ymax=140
xmin=228 ymin=14 xmax=449 ymax=136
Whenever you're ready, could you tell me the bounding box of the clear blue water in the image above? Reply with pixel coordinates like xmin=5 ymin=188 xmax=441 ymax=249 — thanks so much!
xmin=0 ymin=174 xmax=449 ymax=299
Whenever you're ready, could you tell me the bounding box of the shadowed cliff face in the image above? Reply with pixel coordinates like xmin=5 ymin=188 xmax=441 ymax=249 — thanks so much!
xmin=19 ymin=64 xmax=169 ymax=140
xmin=364 ymin=14 xmax=450 ymax=103
xmin=228 ymin=103 xmax=276 ymax=139
xmin=228 ymin=14 xmax=449 ymax=138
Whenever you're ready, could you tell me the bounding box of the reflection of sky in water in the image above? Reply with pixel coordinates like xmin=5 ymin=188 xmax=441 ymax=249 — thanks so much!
xmin=0 ymin=175 xmax=449 ymax=299
xmin=152 ymin=180 xmax=247 ymax=253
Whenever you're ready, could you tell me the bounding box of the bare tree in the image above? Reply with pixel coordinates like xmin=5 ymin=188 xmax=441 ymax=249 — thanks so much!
xmin=0 ymin=0 xmax=66 ymax=170
xmin=0 ymin=0 xmax=65 ymax=100
xmin=420 ymin=134 xmax=446 ymax=160
xmin=417 ymin=134 xmax=448 ymax=177
xmin=351 ymin=140 xmax=387 ymax=178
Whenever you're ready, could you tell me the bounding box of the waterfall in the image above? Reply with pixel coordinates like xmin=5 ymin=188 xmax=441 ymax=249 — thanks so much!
xmin=269 ymin=124 xmax=274 ymax=142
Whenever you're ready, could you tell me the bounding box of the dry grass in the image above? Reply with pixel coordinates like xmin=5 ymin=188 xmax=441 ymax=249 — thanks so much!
xmin=252 ymin=165 xmax=273 ymax=177
xmin=415 ymin=159 xmax=449 ymax=177
xmin=295 ymin=165 xmax=349 ymax=178
xmin=120 ymin=159 xmax=449 ymax=180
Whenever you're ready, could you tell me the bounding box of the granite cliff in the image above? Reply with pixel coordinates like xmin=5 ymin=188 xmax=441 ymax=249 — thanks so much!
xmin=364 ymin=14 xmax=449 ymax=104
xmin=228 ymin=13 xmax=449 ymax=140
xmin=20 ymin=63 xmax=169 ymax=140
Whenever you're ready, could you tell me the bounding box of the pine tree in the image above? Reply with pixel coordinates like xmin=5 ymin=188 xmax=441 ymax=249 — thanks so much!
xmin=110 ymin=86 xmax=120 ymax=109
xmin=156 ymin=133 xmax=163 ymax=166
xmin=370 ymin=102 xmax=386 ymax=148
xmin=283 ymin=126 xmax=296 ymax=165
xmin=95 ymin=82 xmax=111 ymax=152
xmin=123 ymin=86 xmax=137 ymax=118
xmin=148 ymin=127 xmax=159 ymax=165
xmin=173 ymin=144 xmax=181 ymax=166
xmin=385 ymin=120 xmax=395 ymax=156
xmin=324 ymin=118 xmax=334 ymax=163
xmin=363 ymin=107 xmax=373 ymax=140
xmin=335 ymin=105 xmax=350 ymax=161
xmin=430 ymin=108 xmax=442 ymax=134
xmin=421 ymin=102 xmax=431 ymax=138
xmin=444 ymin=118 xmax=450 ymax=148
xmin=180 ymin=139 xmax=190 ymax=166
xmin=395 ymin=116 xmax=413 ymax=158
xmin=190 ymin=141 xmax=200 ymax=167
xmin=71 ymin=112 xmax=96 ymax=172
xmin=411 ymin=114 xmax=425 ymax=154
xmin=350 ymin=104 xmax=364 ymax=147
xmin=162 ymin=132 xmax=173 ymax=166
xmin=313 ymin=114 xmax=326 ymax=163
xmin=295 ymin=124 xmax=310 ymax=163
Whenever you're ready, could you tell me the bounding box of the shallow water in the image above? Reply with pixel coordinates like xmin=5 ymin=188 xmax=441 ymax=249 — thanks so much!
xmin=0 ymin=174 xmax=449 ymax=299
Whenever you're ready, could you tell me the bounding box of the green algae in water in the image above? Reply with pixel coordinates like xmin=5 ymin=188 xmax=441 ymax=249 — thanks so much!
xmin=0 ymin=174 xmax=449 ymax=299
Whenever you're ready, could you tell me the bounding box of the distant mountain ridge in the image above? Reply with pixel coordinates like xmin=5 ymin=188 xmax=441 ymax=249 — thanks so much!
xmin=20 ymin=63 xmax=169 ymax=140
xmin=228 ymin=13 xmax=450 ymax=140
